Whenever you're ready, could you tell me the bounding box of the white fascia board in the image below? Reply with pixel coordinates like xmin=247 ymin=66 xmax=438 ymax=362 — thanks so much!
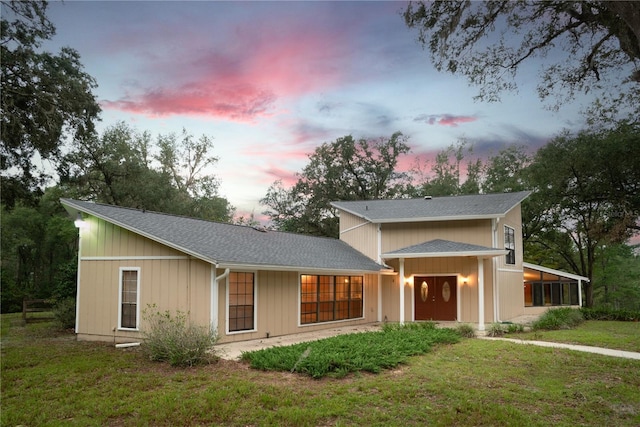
xmin=215 ymin=262 xmax=391 ymax=275
xmin=61 ymin=199 xmax=218 ymax=266
xmin=373 ymin=214 xmax=503 ymax=224
xmin=523 ymin=262 xmax=590 ymax=282
xmin=382 ymin=249 xmax=507 ymax=259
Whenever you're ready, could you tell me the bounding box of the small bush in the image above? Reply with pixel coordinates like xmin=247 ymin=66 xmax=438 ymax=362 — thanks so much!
xmin=505 ymin=323 xmax=525 ymax=333
xmin=141 ymin=306 xmax=218 ymax=367
xmin=455 ymin=323 xmax=476 ymax=338
xmin=532 ymin=308 xmax=584 ymax=331
xmin=486 ymin=323 xmax=505 ymax=337
xmin=580 ymin=307 xmax=640 ymax=321
xmin=53 ymin=297 xmax=76 ymax=330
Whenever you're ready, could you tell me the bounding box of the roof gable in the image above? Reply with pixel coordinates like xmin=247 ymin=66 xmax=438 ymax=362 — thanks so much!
xmin=382 ymin=239 xmax=506 ymax=259
xmin=331 ymin=191 xmax=530 ymax=223
xmin=61 ymin=199 xmax=386 ymax=273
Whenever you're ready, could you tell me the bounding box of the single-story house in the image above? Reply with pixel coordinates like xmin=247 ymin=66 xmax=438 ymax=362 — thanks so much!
xmin=61 ymin=192 xmax=587 ymax=344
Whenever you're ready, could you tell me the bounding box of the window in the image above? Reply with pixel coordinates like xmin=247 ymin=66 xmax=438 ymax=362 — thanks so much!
xmin=524 ymin=281 xmax=579 ymax=307
xmin=228 ymin=272 xmax=255 ymax=332
xmin=504 ymin=226 xmax=516 ymax=265
xmin=300 ymin=275 xmax=363 ymax=325
xmin=119 ymin=268 xmax=140 ymax=329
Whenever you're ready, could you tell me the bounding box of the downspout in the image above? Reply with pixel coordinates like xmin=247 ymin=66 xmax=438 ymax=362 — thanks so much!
xmin=377 ymin=224 xmax=382 ymax=322
xmin=75 ymin=223 xmax=83 ymax=334
xmin=211 ymin=267 xmax=229 ymax=334
xmin=492 ymin=218 xmax=500 ymax=322
xmin=399 ymin=258 xmax=405 ymax=325
xmin=477 ymin=257 xmax=485 ymax=331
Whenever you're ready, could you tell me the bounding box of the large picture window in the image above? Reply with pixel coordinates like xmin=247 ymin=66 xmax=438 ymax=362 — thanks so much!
xmin=504 ymin=225 xmax=516 ymax=265
xmin=228 ymin=272 xmax=255 ymax=332
xmin=524 ymin=281 xmax=579 ymax=307
xmin=119 ymin=267 xmax=140 ymax=330
xmin=300 ymin=275 xmax=363 ymax=325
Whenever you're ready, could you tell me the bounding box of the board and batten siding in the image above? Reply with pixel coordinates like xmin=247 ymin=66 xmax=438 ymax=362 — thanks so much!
xmin=338 ymin=211 xmax=379 ymax=261
xmin=215 ymin=271 xmax=380 ymax=344
xmin=76 ymin=217 xmax=211 ymax=343
xmin=495 ymin=204 xmax=527 ymax=321
xmin=382 ymin=257 xmax=494 ymax=324
xmin=381 ymin=219 xmax=493 ymax=254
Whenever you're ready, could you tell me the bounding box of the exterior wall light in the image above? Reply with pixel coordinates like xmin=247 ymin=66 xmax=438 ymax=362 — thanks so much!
xmin=74 ymin=213 xmax=87 ymax=228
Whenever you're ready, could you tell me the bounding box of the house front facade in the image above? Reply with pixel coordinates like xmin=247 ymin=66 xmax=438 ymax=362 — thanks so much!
xmin=62 ymin=192 xmax=586 ymax=344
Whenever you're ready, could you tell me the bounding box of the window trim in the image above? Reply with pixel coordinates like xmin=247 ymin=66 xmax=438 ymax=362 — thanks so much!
xmin=225 ymin=270 xmax=257 ymax=335
xmin=504 ymin=225 xmax=516 ymax=265
xmin=118 ymin=267 xmax=140 ymax=331
xmin=298 ymin=274 xmax=364 ymax=326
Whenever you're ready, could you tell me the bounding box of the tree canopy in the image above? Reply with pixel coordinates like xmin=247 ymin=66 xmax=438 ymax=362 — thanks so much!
xmin=1 ymin=0 xmax=101 ymax=206
xmin=60 ymin=122 xmax=234 ymax=222
xmin=261 ymin=132 xmax=412 ymax=237
xmin=403 ymin=1 xmax=640 ymax=121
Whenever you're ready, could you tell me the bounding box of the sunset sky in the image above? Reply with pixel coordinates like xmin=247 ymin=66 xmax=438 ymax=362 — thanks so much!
xmin=44 ymin=1 xmax=599 ymax=219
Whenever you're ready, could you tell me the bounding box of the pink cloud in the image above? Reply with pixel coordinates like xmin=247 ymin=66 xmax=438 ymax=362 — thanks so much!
xmin=263 ymin=166 xmax=299 ymax=187
xmin=103 ymin=21 xmax=348 ymax=122
xmin=414 ymin=114 xmax=479 ymax=127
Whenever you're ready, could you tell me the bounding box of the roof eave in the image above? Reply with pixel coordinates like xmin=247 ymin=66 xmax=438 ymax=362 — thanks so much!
xmin=382 ymin=250 xmax=507 ymax=259
xmin=523 ymin=262 xmax=590 ymax=282
xmin=61 ymin=199 xmax=219 ymax=265
xmin=216 ymin=262 xmax=391 ymax=274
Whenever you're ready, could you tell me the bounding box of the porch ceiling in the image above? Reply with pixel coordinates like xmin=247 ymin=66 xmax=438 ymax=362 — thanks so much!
xmin=382 ymin=239 xmax=506 ymax=259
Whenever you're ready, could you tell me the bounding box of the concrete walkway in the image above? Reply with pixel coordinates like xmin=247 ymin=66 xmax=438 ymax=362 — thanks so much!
xmin=479 ymin=336 xmax=640 ymax=360
xmin=214 ymin=322 xmax=640 ymax=361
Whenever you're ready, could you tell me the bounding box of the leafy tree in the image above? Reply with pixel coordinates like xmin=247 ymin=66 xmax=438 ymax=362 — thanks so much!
xmin=482 ymin=145 xmax=532 ymax=193
xmin=592 ymin=243 xmax=640 ymax=311
xmin=524 ymin=122 xmax=640 ymax=306
xmin=262 ymin=132 xmax=412 ymax=237
xmin=418 ymin=140 xmax=482 ymax=196
xmin=60 ymin=122 xmax=234 ymax=221
xmin=1 ymin=0 xmax=101 ymax=207
xmin=0 ymin=187 xmax=78 ymax=312
xmin=404 ymin=1 xmax=640 ymax=121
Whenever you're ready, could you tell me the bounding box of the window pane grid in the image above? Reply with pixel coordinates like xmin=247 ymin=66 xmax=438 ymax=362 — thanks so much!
xmin=229 ymin=272 xmax=254 ymax=332
xmin=120 ymin=270 xmax=138 ymax=329
xmin=300 ymin=275 xmax=363 ymax=325
xmin=524 ymin=281 xmax=579 ymax=307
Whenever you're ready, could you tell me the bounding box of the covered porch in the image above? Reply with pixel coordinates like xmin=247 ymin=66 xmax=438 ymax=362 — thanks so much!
xmin=382 ymin=239 xmax=507 ymax=331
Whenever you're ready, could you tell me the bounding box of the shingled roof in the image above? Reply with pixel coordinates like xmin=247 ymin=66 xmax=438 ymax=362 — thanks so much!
xmin=331 ymin=191 xmax=530 ymax=223
xmin=61 ymin=199 xmax=387 ymax=273
xmin=382 ymin=239 xmax=506 ymax=259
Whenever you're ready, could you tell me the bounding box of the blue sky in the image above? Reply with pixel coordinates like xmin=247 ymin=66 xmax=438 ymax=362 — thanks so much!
xmin=45 ymin=1 xmax=596 ymax=219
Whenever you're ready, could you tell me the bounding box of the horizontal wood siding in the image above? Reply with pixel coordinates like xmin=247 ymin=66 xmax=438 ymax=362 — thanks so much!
xmin=338 ymin=211 xmax=378 ymax=261
xmin=381 ymin=219 xmax=493 ymax=254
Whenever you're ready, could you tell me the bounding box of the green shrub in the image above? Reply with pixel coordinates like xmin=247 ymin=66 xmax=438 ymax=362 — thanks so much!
xmin=455 ymin=323 xmax=476 ymax=338
xmin=532 ymin=308 xmax=584 ymax=331
xmin=53 ymin=297 xmax=76 ymax=330
xmin=580 ymin=307 xmax=640 ymax=321
xmin=141 ymin=306 xmax=218 ymax=367
xmin=243 ymin=322 xmax=460 ymax=379
xmin=486 ymin=323 xmax=505 ymax=337
xmin=505 ymin=323 xmax=524 ymax=333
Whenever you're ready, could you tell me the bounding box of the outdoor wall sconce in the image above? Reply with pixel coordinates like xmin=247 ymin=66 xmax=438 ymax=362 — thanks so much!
xmin=74 ymin=213 xmax=87 ymax=228
xmin=461 ymin=276 xmax=468 ymax=285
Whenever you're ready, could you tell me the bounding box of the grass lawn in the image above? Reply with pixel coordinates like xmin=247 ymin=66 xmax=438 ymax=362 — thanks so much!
xmin=506 ymin=320 xmax=640 ymax=352
xmin=2 ymin=315 xmax=639 ymax=426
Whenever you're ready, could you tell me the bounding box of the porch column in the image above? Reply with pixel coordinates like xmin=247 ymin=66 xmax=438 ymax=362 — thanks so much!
xmin=477 ymin=257 xmax=485 ymax=331
xmin=578 ymin=279 xmax=583 ymax=307
xmin=399 ymin=258 xmax=405 ymax=325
